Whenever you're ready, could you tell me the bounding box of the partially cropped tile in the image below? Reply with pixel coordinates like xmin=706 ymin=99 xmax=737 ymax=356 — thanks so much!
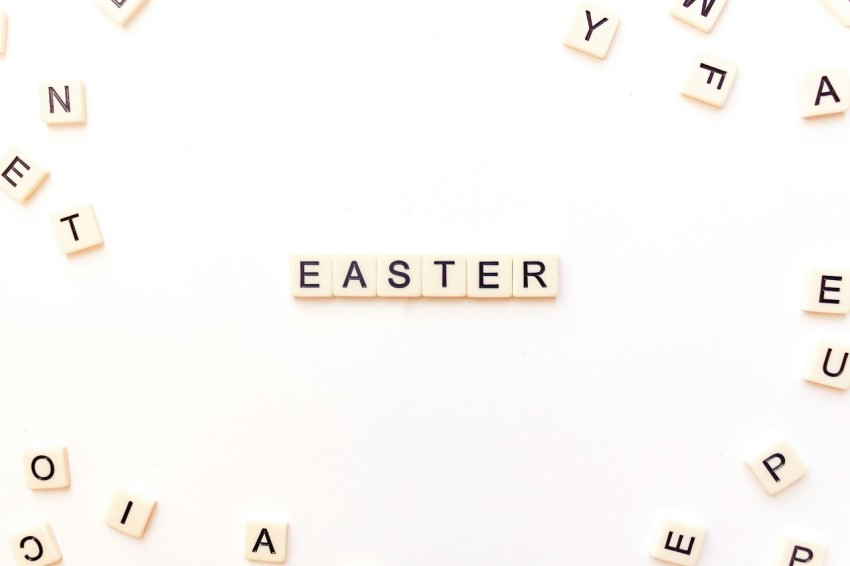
xmin=377 ymin=255 xmax=422 ymax=297
xmin=563 ymin=3 xmax=619 ymax=59
xmin=95 ymin=0 xmax=149 ymax=26
xmin=40 ymin=80 xmax=86 ymax=125
xmin=1 ymin=148 xmax=48 ymax=203
xmin=820 ymin=0 xmax=850 ymax=26
xmin=467 ymin=255 xmax=512 ymax=298
xmin=805 ymin=340 xmax=850 ymax=390
xmin=290 ymin=255 xmax=332 ymax=297
xmin=670 ymin=0 xmax=727 ymax=33
xmin=23 ymin=448 xmax=70 ymax=490
xmin=746 ymin=440 xmax=807 ymax=495
xmin=0 ymin=11 xmax=7 ymax=55
xmin=333 ymin=255 xmax=377 ymax=297
xmin=802 ymin=269 xmax=850 ymax=314
xmin=51 ymin=204 xmax=103 ymax=254
xmin=244 ymin=520 xmax=288 ymax=563
xmin=104 ymin=486 xmax=157 ymax=538
xmin=422 ymin=254 xmax=466 ymax=297
xmin=799 ymin=69 xmax=850 ymax=118
xmin=649 ymin=514 xmax=706 ymax=566
xmin=771 ymin=533 xmax=827 ymax=566
xmin=9 ymin=523 xmax=62 ymax=566
xmin=513 ymin=255 xmax=559 ymax=298
xmin=681 ymin=53 xmax=737 ymax=108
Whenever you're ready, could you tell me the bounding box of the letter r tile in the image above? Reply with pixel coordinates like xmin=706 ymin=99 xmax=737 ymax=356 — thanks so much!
xmin=681 ymin=53 xmax=737 ymax=108
xmin=650 ymin=515 xmax=706 ymax=566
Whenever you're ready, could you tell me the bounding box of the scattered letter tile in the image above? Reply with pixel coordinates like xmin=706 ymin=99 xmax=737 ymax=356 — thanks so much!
xmin=467 ymin=255 xmax=513 ymax=298
xmin=422 ymin=254 xmax=467 ymax=297
xmin=513 ymin=255 xmax=559 ymax=298
xmin=244 ymin=520 xmax=288 ymax=563
xmin=23 ymin=448 xmax=70 ymax=490
xmin=771 ymin=533 xmax=827 ymax=566
xmin=103 ymin=486 xmax=157 ymax=537
xmin=746 ymin=440 xmax=807 ymax=495
xmin=40 ymin=80 xmax=86 ymax=125
xmin=820 ymin=0 xmax=850 ymax=26
xmin=0 ymin=11 xmax=7 ymax=55
xmin=51 ymin=204 xmax=103 ymax=254
xmin=670 ymin=0 xmax=727 ymax=33
xmin=649 ymin=515 xmax=706 ymax=566
xmin=289 ymin=255 xmax=332 ymax=297
xmin=563 ymin=3 xmax=619 ymax=60
xmin=9 ymin=523 xmax=62 ymax=566
xmin=333 ymin=255 xmax=377 ymax=297
xmin=95 ymin=0 xmax=149 ymax=26
xmin=377 ymin=255 xmax=422 ymax=297
xmin=681 ymin=53 xmax=737 ymax=108
xmin=798 ymin=69 xmax=850 ymax=118
xmin=1 ymin=148 xmax=48 ymax=203
xmin=802 ymin=269 xmax=850 ymax=314
xmin=805 ymin=340 xmax=850 ymax=390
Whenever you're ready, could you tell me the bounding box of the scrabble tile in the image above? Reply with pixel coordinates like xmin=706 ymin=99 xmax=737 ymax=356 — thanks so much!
xmin=333 ymin=255 xmax=377 ymax=297
xmin=39 ymin=80 xmax=86 ymax=125
xmin=0 ymin=11 xmax=7 ymax=55
xmin=244 ymin=520 xmax=288 ymax=563
xmin=23 ymin=448 xmax=70 ymax=490
xmin=746 ymin=440 xmax=807 ymax=495
xmin=103 ymin=486 xmax=157 ymax=538
xmin=670 ymin=0 xmax=728 ymax=33
xmin=513 ymin=255 xmax=559 ymax=298
xmin=9 ymin=523 xmax=62 ymax=566
xmin=798 ymin=69 xmax=850 ymax=118
xmin=95 ymin=0 xmax=149 ymax=26
xmin=802 ymin=269 xmax=850 ymax=314
xmin=820 ymin=0 xmax=850 ymax=26
xmin=771 ymin=533 xmax=827 ymax=566
xmin=563 ymin=3 xmax=619 ymax=60
xmin=681 ymin=54 xmax=737 ymax=108
xmin=51 ymin=204 xmax=103 ymax=254
xmin=649 ymin=515 xmax=706 ymax=566
xmin=805 ymin=340 xmax=850 ymax=390
xmin=467 ymin=255 xmax=512 ymax=298
xmin=377 ymin=255 xmax=422 ymax=297
xmin=422 ymin=254 xmax=467 ymax=297
xmin=290 ymin=255 xmax=333 ymax=297
xmin=1 ymin=148 xmax=48 ymax=203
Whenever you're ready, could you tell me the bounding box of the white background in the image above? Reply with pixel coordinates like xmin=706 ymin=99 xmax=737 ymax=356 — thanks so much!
xmin=1 ymin=1 xmax=849 ymax=565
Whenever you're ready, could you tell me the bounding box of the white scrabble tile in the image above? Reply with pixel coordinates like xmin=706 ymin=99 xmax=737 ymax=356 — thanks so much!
xmin=805 ymin=340 xmax=850 ymax=390
xmin=40 ymin=80 xmax=86 ymax=125
xmin=103 ymin=486 xmax=157 ymax=538
xmin=422 ymin=254 xmax=467 ymax=297
xmin=513 ymin=255 xmax=559 ymax=298
xmin=0 ymin=11 xmax=7 ymax=55
xmin=95 ymin=0 xmax=149 ymax=26
xmin=798 ymin=69 xmax=850 ymax=118
xmin=746 ymin=440 xmax=807 ymax=495
xmin=563 ymin=3 xmax=619 ymax=60
xmin=22 ymin=448 xmax=70 ymax=490
xmin=333 ymin=255 xmax=377 ymax=297
xmin=820 ymin=0 xmax=850 ymax=26
xmin=802 ymin=269 xmax=850 ymax=314
xmin=670 ymin=0 xmax=727 ymax=32
xmin=244 ymin=520 xmax=288 ymax=563
xmin=467 ymin=255 xmax=512 ymax=298
xmin=9 ymin=523 xmax=62 ymax=566
xmin=1 ymin=148 xmax=48 ymax=203
xmin=377 ymin=255 xmax=422 ymax=297
xmin=681 ymin=54 xmax=737 ymax=108
xmin=649 ymin=515 xmax=706 ymax=566
xmin=289 ymin=255 xmax=332 ymax=297
xmin=771 ymin=533 xmax=827 ymax=566
xmin=51 ymin=204 xmax=103 ymax=254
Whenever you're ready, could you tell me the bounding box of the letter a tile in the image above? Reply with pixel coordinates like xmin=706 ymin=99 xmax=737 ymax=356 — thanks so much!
xmin=681 ymin=53 xmax=737 ymax=108
xmin=563 ymin=3 xmax=619 ymax=60
xmin=650 ymin=515 xmax=706 ymax=566
xmin=798 ymin=69 xmax=850 ymax=118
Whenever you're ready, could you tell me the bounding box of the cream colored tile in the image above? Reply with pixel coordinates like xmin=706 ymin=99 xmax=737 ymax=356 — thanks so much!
xmin=820 ymin=0 xmax=850 ymax=26
xmin=51 ymin=204 xmax=103 ymax=254
xmin=9 ymin=523 xmax=62 ymax=566
xmin=802 ymin=269 xmax=850 ymax=314
xmin=563 ymin=3 xmax=619 ymax=59
xmin=23 ymin=448 xmax=70 ymax=490
xmin=805 ymin=340 xmax=850 ymax=390
xmin=467 ymin=255 xmax=512 ymax=298
xmin=0 ymin=11 xmax=7 ymax=55
xmin=649 ymin=515 xmax=706 ymax=566
xmin=333 ymin=255 xmax=377 ymax=297
xmin=95 ymin=0 xmax=149 ymax=26
xmin=771 ymin=533 xmax=827 ymax=566
xmin=422 ymin=255 xmax=466 ymax=297
xmin=104 ymin=486 xmax=157 ymax=538
xmin=513 ymin=255 xmax=559 ymax=298
xmin=244 ymin=521 xmax=288 ymax=563
xmin=681 ymin=54 xmax=737 ymax=108
xmin=746 ymin=440 xmax=807 ymax=495
xmin=670 ymin=0 xmax=727 ymax=32
xmin=1 ymin=148 xmax=48 ymax=203
xmin=40 ymin=80 xmax=86 ymax=125
xmin=798 ymin=69 xmax=850 ymax=118
xmin=377 ymin=255 xmax=422 ymax=297
xmin=290 ymin=255 xmax=332 ymax=297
